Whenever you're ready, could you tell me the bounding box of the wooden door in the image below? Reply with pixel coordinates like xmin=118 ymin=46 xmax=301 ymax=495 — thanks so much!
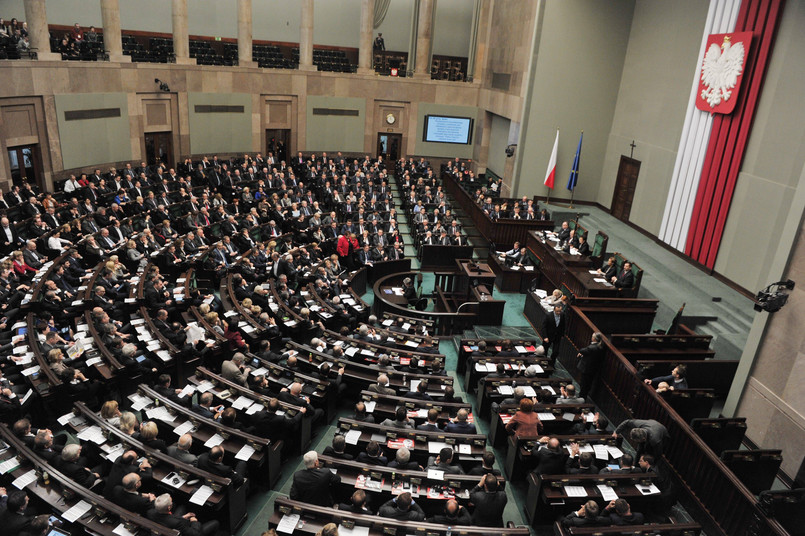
xmin=376 ymin=133 xmax=402 ymax=161
xmin=610 ymin=156 xmax=641 ymax=222
xmin=7 ymin=145 xmax=43 ymax=191
xmin=144 ymin=132 xmax=173 ymax=169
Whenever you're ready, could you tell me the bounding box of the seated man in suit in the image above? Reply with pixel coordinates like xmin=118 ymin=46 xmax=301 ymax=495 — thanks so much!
xmin=416 ymin=409 xmax=442 ymax=432
xmin=60 ymin=443 xmax=102 ymax=489
xmin=278 ymin=382 xmax=324 ymax=424
xmin=322 ymin=434 xmax=353 ymax=460
xmin=562 ymin=500 xmax=603 ymax=528
xmin=428 ymin=498 xmax=472 ymax=525
xmin=377 ymin=491 xmax=425 ymax=521
xmin=468 ymin=451 xmax=502 ymax=476
xmin=0 ymin=490 xmax=34 ymax=534
xmin=367 ymin=374 xmax=396 ymax=395
xmin=112 ymin=473 xmax=156 ymax=515
xmin=388 ymin=446 xmax=422 ymax=471
xmin=191 ymin=392 xmax=224 ymax=420
xmin=600 ymin=453 xmax=641 ymax=474
xmin=530 ymin=436 xmax=569 ymax=475
xmin=469 ymin=474 xmax=508 ymax=527
xmin=380 ymin=406 xmax=413 ymax=430
xmin=337 ymin=489 xmax=373 ymax=515
xmin=444 ymin=408 xmax=476 ymax=434
xmin=601 ymin=498 xmax=645 ymax=525
xmin=356 ymin=440 xmax=389 ymax=466
xmin=566 ymin=449 xmax=600 ymax=474
xmin=612 ymin=261 xmax=635 ymax=289
xmin=147 ymin=493 xmax=219 ymax=536
xmin=426 ymin=446 xmax=464 ymax=474
xmin=289 ymin=451 xmax=341 ymax=507
xmin=167 ymin=433 xmax=198 ymax=466
xmin=221 ymin=352 xmax=251 ymax=387
xmin=197 ymin=445 xmax=246 ymax=487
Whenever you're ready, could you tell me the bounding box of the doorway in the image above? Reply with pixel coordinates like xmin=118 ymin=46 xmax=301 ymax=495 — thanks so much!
xmin=144 ymin=132 xmax=173 ymax=169
xmin=610 ymin=156 xmax=641 ymax=222
xmin=7 ymin=145 xmax=43 ymax=191
xmin=266 ymin=129 xmax=290 ymax=164
xmin=377 ymin=133 xmax=402 ymax=161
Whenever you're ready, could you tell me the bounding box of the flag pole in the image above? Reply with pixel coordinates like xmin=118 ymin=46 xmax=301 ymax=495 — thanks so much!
xmin=567 ymin=129 xmax=583 ymax=209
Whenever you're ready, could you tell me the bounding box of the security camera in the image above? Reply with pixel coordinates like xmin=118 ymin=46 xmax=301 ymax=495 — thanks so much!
xmin=505 ymin=144 xmax=517 ymax=158
xmin=154 ymin=78 xmax=170 ymax=92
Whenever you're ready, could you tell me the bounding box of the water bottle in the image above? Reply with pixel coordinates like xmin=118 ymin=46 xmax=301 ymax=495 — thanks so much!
xmin=446 ymin=527 xmax=452 ymax=536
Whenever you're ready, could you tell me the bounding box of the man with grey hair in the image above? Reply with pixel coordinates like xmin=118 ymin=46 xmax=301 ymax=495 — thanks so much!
xmin=221 ymin=352 xmax=251 ymax=386
xmin=388 ymin=446 xmax=422 ymax=471
xmin=59 ymin=443 xmax=101 ymax=487
xmin=368 ymin=373 xmax=396 ymax=395
xmin=167 ymin=433 xmax=198 ymax=465
xmin=111 ymin=472 xmax=155 ymax=514
xmin=289 ymin=451 xmax=341 ymax=506
xmin=147 ymin=493 xmax=220 ymax=535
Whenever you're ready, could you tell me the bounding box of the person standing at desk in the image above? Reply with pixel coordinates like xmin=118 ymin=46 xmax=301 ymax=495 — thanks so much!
xmin=541 ymin=304 xmax=566 ymax=357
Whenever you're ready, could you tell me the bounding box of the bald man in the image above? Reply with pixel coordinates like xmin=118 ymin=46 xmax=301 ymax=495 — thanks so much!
xmin=279 ymin=381 xmax=324 ymax=423
xmin=111 ymin=473 xmax=155 ymax=514
xmin=531 ymin=436 xmax=569 ymax=475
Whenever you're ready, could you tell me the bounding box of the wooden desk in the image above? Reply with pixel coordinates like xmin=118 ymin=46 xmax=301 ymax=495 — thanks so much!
xmin=491 ymin=404 xmax=595 ymax=453
xmin=269 ymin=497 xmax=531 ymax=536
xmin=487 ymin=253 xmax=539 ymax=293
xmin=454 ymin=260 xmax=497 ymax=297
xmin=526 ymin=471 xmax=659 ymax=527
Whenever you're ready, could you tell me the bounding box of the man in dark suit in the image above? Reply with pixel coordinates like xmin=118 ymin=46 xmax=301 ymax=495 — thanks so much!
xmin=104 ymin=449 xmax=153 ymax=496
xmin=469 ymin=474 xmax=508 ymax=527
xmin=541 ymin=304 xmax=566 ymax=357
xmin=612 ymin=261 xmax=635 ymax=289
xmin=614 ymin=419 xmax=669 ymax=458
xmin=278 ymin=382 xmax=323 ymax=423
xmin=531 ymin=437 xmax=569 ymax=475
xmin=289 ymin=451 xmax=341 ymax=506
xmin=197 ymin=446 xmax=246 ymax=487
xmin=0 ymin=217 xmax=19 ymax=254
xmin=111 ymin=473 xmax=156 ymax=515
xmin=556 ymin=221 xmax=571 ymax=244
xmin=60 ymin=443 xmax=101 ymax=488
xmin=147 ymin=493 xmax=219 ymax=536
xmin=562 ymin=500 xmax=602 ymax=528
xmin=0 ymin=491 xmax=34 ymax=534
xmin=444 ymin=409 xmax=477 ymax=434
xmin=576 ymin=332 xmax=605 ymax=398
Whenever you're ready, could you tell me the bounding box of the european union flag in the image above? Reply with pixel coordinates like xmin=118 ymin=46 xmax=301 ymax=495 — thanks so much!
xmin=567 ymin=131 xmax=583 ymax=191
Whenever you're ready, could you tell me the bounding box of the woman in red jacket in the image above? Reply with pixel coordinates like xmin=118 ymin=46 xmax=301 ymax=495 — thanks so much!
xmin=336 ymin=232 xmax=358 ymax=270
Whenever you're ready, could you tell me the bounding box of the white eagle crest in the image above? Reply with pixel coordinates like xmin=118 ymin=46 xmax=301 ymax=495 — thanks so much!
xmin=700 ymin=36 xmax=745 ymax=108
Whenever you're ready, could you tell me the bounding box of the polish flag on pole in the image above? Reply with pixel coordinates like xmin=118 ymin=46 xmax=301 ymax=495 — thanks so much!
xmin=544 ymin=130 xmax=559 ymax=189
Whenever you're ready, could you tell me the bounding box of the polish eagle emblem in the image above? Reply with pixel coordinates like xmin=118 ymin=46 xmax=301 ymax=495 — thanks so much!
xmin=696 ymin=33 xmax=751 ymax=114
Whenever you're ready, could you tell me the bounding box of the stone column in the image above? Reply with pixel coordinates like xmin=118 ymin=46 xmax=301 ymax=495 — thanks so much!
xmin=237 ymin=0 xmax=255 ymax=67
xmin=172 ymin=0 xmax=194 ymax=65
xmin=100 ymin=0 xmax=129 ymax=62
xmin=22 ymin=0 xmax=60 ymax=61
xmin=299 ymin=0 xmax=315 ymax=71
xmin=413 ymin=0 xmax=435 ymax=79
xmin=357 ymin=0 xmax=376 ymax=75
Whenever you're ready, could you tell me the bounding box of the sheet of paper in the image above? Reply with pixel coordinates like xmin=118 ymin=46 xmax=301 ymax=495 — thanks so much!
xmin=458 ymin=444 xmax=471 ymax=454
xmin=409 ymin=379 xmax=420 ymax=392
xmin=337 ymin=525 xmax=370 ymax=536
xmin=597 ymin=484 xmax=618 ymax=501
xmin=189 ymin=485 xmax=215 ymax=506
xmin=204 ymin=434 xmax=224 ymax=447
xmin=537 ymin=412 xmax=556 ymax=421
xmin=586 ymin=412 xmax=595 ymax=423
xmin=344 ymin=429 xmax=362 ymax=445
xmin=607 ymin=446 xmax=624 ymax=459
xmin=525 ymin=266 xmax=535 ymax=271
xmin=104 ymin=444 xmax=125 ymax=462
xmin=276 ymin=513 xmax=300 ymax=534
xmin=232 ymin=395 xmax=253 ymax=410
xmin=428 ymin=441 xmax=448 ymax=454
xmin=522 ymin=386 xmax=537 ymax=397
xmin=497 ymin=385 xmax=514 ymax=395
xmin=246 ymin=402 xmax=264 ymax=415
xmin=178 ymin=384 xmax=196 ymax=398
xmin=113 ymin=523 xmax=136 ymax=536
xmin=593 ymin=444 xmax=610 ymax=460
xmin=562 ymin=412 xmax=576 ymax=422
xmin=364 ymin=400 xmax=376 ymax=413
xmin=427 ymin=469 xmax=444 ymax=480
xmin=85 ymin=356 xmax=103 ymax=367
xmin=250 ymin=367 xmax=268 ymax=377
xmin=76 ymin=425 xmax=105 ymax=444
xmin=62 ymin=499 xmax=92 ymax=522
xmin=21 ymin=365 xmax=40 ymax=377
xmin=235 ymin=444 xmax=256 ymax=461
xmin=195 ymin=380 xmax=214 ymax=393
xmin=563 ymin=485 xmax=587 ymax=497
xmin=173 ymin=420 xmax=195 ymax=436
xmin=534 ymin=289 xmax=548 ymax=298
xmin=404 ymin=340 xmax=419 ymax=348
xmin=0 ymin=457 xmax=21 ymax=474
xmin=128 ymin=393 xmax=152 ymax=411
